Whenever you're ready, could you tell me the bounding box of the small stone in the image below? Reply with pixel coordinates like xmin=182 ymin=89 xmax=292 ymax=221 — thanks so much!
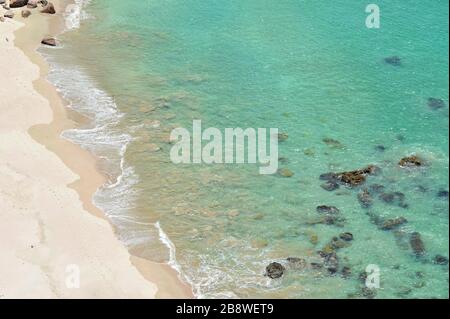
xmin=41 ymin=38 xmax=56 ymax=46
xmin=265 ymin=262 xmax=285 ymax=279
xmin=4 ymin=11 xmax=14 ymax=18
xmin=21 ymin=9 xmax=31 ymax=18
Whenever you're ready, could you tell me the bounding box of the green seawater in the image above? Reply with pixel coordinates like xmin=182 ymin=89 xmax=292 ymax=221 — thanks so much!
xmin=46 ymin=0 xmax=448 ymax=298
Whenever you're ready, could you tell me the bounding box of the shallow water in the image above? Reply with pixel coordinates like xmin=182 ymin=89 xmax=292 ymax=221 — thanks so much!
xmin=44 ymin=0 xmax=448 ymax=298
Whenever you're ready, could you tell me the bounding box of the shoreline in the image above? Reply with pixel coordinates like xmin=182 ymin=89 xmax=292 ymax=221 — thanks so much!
xmin=1 ymin=0 xmax=192 ymax=298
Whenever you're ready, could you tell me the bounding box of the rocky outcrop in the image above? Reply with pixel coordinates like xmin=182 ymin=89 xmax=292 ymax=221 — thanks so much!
xmin=320 ymin=165 xmax=380 ymax=187
xmin=265 ymin=262 xmax=285 ymax=279
xmin=399 ymin=155 xmax=423 ymax=168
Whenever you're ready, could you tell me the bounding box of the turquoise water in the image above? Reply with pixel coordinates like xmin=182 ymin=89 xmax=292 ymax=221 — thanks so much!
xmin=46 ymin=0 xmax=448 ymax=298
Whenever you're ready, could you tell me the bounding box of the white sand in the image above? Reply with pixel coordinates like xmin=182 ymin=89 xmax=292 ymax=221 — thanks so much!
xmin=0 ymin=13 xmax=161 ymax=299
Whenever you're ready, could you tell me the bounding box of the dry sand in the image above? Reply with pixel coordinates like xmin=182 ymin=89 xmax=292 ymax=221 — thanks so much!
xmin=0 ymin=2 xmax=192 ymax=299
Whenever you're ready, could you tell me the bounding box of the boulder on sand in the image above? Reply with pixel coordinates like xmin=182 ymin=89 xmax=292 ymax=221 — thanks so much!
xmin=10 ymin=0 xmax=29 ymax=8
xmin=40 ymin=1 xmax=55 ymax=14
xmin=41 ymin=37 xmax=56 ymax=46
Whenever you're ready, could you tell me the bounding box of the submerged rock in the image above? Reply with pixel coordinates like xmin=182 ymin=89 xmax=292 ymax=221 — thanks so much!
xmin=316 ymin=205 xmax=340 ymax=215
xmin=358 ymin=188 xmax=373 ymax=208
xmin=323 ymin=252 xmax=339 ymax=274
xmin=277 ymin=132 xmax=289 ymax=142
xmin=265 ymin=262 xmax=285 ymax=279
xmin=428 ymin=98 xmax=447 ymax=110
xmin=384 ymin=56 xmax=402 ymax=66
xmin=410 ymin=232 xmax=426 ymax=257
xmin=374 ymin=145 xmax=386 ymax=152
xmin=277 ymin=168 xmax=294 ymax=178
xmin=437 ymin=190 xmax=449 ymax=199
xmin=332 ymin=165 xmax=381 ymax=187
xmin=339 ymin=232 xmax=354 ymax=241
xmin=320 ymin=181 xmax=339 ymax=191
xmin=379 ymin=192 xmax=408 ymax=208
xmin=362 ymin=287 xmax=377 ymax=299
xmin=379 ymin=217 xmax=408 ymax=230
xmin=286 ymin=257 xmax=307 ymax=270
xmin=433 ymin=255 xmax=449 ymax=265
xmin=323 ymin=138 xmax=345 ymax=149
xmin=319 ymin=172 xmax=338 ymax=181
xmin=399 ymin=155 xmax=423 ymax=168
xmin=369 ymin=184 xmax=385 ymax=193
xmin=341 ymin=266 xmax=352 ymax=279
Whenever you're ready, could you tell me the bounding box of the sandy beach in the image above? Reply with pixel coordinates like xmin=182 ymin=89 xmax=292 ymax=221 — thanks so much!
xmin=0 ymin=1 xmax=192 ymax=299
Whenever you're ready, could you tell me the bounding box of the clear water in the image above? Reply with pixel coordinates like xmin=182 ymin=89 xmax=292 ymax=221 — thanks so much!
xmin=44 ymin=0 xmax=448 ymax=298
